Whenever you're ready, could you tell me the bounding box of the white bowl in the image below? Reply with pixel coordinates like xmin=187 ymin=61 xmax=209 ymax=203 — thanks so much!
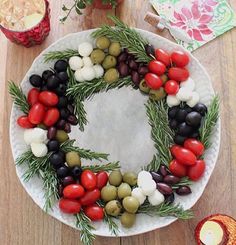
xmin=10 ymin=29 xmax=220 ymax=237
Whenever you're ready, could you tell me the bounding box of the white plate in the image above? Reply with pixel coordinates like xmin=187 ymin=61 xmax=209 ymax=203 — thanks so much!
xmin=10 ymin=29 xmax=220 ymax=237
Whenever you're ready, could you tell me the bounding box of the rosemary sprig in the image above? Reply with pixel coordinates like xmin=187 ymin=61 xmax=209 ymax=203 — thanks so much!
xmin=138 ymin=202 xmax=194 ymax=220
xmin=74 ymin=97 xmax=88 ymax=131
xmin=199 ymin=95 xmax=220 ymax=149
xmin=8 ymin=81 xmax=29 ymax=114
xmin=82 ymin=162 xmax=120 ymax=172
xmin=145 ymin=99 xmax=174 ymax=167
xmin=172 ymin=177 xmax=193 ymax=190
xmin=104 ymin=213 xmax=119 ymax=236
xmin=75 ymin=212 xmax=96 ymax=245
xmin=44 ymin=49 xmax=79 ymax=63
xmin=143 ymin=154 xmax=160 ymax=172
xmin=92 ymin=15 xmax=152 ymax=63
xmin=67 ymin=66 xmax=77 ymax=87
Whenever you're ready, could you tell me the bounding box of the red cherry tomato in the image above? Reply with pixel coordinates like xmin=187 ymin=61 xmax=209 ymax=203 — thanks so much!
xmin=171 ymin=51 xmax=189 ymax=67
xmin=169 ymin=159 xmax=187 ymax=177
xmin=96 ymin=171 xmax=108 ymax=189
xmin=79 ymin=189 xmax=101 ymax=206
xmin=187 ymin=160 xmax=205 ymax=181
xmin=184 ymin=138 xmax=205 ymax=157
xmin=84 ymin=204 xmax=104 ymax=221
xmin=17 ymin=115 xmax=35 ymax=128
xmin=148 ymin=60 xmax=166 ymax=76
xmin=170 ymin=145 xmax=197 ymax=166
xmin=39 ymin=91 xmax=59 ymax=107
xmin=168 ymin=67 xmax=189 ymax=81
xmin=145 ymin=73 xmax=162 ymax=90
xmin=63 ymin=184 xmax=85 ymax=199
xmin=43 ymin=108 xmax=60 ymax=127
xmin=27 ymin=88 xmax=40 ymax=106
xmin=28 ymin=103 xmax=46 ymax=124
xmin=59 ymin=198 xmax=81 ymax=214
xmin=80 ymin=170 xmax=97 ymax=190
xmin=164 ymin=80 xmax=179 ymax=95
xmin=155 ymin=48 xmax=170 ymax=66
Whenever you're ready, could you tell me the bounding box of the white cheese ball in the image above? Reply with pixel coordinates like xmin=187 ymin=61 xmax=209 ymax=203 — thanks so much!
xmin=82 ymin=57 xmax=93 ymax=67
xmin=137 ymin=171 xmax=153 ymax=187
xmin=74 ymin=69 xmax=85 ymax=82
xmin=148 ymin=189 xmax=165 ymax=206
xmin=176 ymin=87 xmax=193 ymax=101
xmin=69 ymin=56 xmax=83 ymax=70
xmin=180 ymin=77 xmax=195 ymax=91
xmin=31 ymin=142 xmax=48 ymax=157
xmin=24 ymin=129 xmax=35 ymax=145
xmin=139 ymin=179 xmax=156 ymax=196
xmin=187 ymin=91 xmax=200 ymax=107
xmin=80 ymin=66 xmax=96 ymax=81
xmin=93 ymin=64 xmax=104 ymax=78
xmin=131 ymin=187 xmax=146 ymax=205
xmin=78 ymin=42 xmax=93 ymax=57
xmin=24 ymin=128 xmax=47 ymax=145
xmin=166 ymin=95 xmax=181 ymax=107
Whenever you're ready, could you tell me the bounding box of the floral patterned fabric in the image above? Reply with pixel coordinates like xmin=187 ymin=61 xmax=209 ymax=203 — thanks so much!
xmin=151 ymin=0 xmax=236 ymax=51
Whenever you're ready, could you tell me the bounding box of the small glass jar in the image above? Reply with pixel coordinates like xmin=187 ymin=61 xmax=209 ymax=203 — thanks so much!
xmin=0 ymin=0 xmax=50 ymax=47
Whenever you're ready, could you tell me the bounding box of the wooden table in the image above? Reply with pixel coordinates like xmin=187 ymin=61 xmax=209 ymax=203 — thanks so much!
xmin=0 ymin=1 xmax=236 ymax=244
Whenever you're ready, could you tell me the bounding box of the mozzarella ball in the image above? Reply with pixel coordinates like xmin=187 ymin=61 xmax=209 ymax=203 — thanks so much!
xmin=31 ymin=142 xmax=48 ymax=157
xmin=78 ymin=42 xmax=93 ymax=57
xmin=131 ymin=187 xmax=146 ymax=205
xmin=93 ymin=64 xmax=104 ymax=78
xmin=137 ymin=171 xmax=153 ymax=187
xmin=74 ymin=69 xmax=85 ymax=82
xmin=24 ymin=129 xmax=35 ymax=145
xmin=176 ymin=87 xmax=193 ymax=101
xmin=80 ymin=66 xmax=96 ymax=81
xmin=148 ymin=189 xmax=165 ymax=206
xmin=180 ymin=77 xmax=195 ymax=91
xmin=140 ymin=179 xmax=156 ymax=196
xmin=82 ymin=57 xmax=93 ymax=67
xmin=166 ymin=95 xmax=181 ymax=107
xmin=187 ymin=91 xmax=200 ymax=107
xmin=69 ymin=56 xmax=83 ymax=70
xmin=24 ymin=128 xmax=47 ymax=145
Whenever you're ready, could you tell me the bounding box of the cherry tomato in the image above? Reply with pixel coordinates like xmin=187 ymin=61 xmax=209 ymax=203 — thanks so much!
xmin=27 ymin=88 xmax=40 ymax=106
xmin=79 ymin=189 xmax=101 ymax=206
xmin=28 ymin=103 xmax=46 ymax=124
xmin=17 ymin=115 xmax=35 ymax=128
xmin=184 ymin=138 xmax=205 ymax=157
xmin=59 ymin=198 xmax=81 ymax=214
xmin=168 ymin=67 xmax=189 ymax=81
xmin=169 ymin=159 xmax=187 ymax=177
xmin=187 ymin=160 xmax=205 ymax=181
xmin=170 ymin=145 xmax=197 ymax=166
xmin=171 ymin=51 xmax=189 ymax=67
xmin=148 ymin=60 xmax=166 ymax=76
xmin=80 ymin=170 xmax=97 ymax=190
xmin=84 ymin=204 xmax=104 ymax=221
xmin=63 ymin=184 xmax=85 ymax=199
xmin=164 ymin=80 xmax=179 ymax=95
xmin=145 ymin=73 xmax=162 ymax=90
xmin=43 ymin=108 xmax=60 ymax=127
xmin=155 ymin=48 xmax=170 ymax=66
xmin=39 ymin=91 xmax=59 ymax=107
xmin=96 ymin=171 xmax=108 ymax=189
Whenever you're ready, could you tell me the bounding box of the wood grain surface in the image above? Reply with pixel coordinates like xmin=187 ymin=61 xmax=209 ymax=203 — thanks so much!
xmin=0 ymin=1 xmax=236 ymax=244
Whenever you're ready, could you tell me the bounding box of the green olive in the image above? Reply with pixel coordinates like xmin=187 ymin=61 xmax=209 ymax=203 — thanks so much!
xmin=37 ymin=123 xmax=47 ymax=130
xmin=102 ymin=55 xmax=117 ymax=69
xmin=149 ymin=87 xmax=166 ymax=101
xmin=109 ymin=170 xmax=123 ymax=186
xmin=123 ymin=172 xmax=137 ymax=186
xmin=105 ymin=200 xmax=122 ymax=217
xmin=90 ymin=49 xmax=106 ymax=64
xmin=104 ymin=68 xmax=119 ymax=83
xmin=55 ymin=130 xmax=69 ymax=143
xmin=139 ymin=79 xmax=150 ymax=94
xmin=122 ymin=196 xmax=139 ymax=214
xmin=108 ymin=42 xmax=121 ymax=57
xmin=118 ymin=183 xmax=131 ymax=199
xmin=160 ymin=74 xmax=168 ymax=84
xmin=65 ymin=151 xmax=81 ymax=167
xmin=96 ymin=36 xmax=111 ymax=50
xmin=120 ymin=212 xmax=136 ymax=228
xmin=101 ymin=185 xmax=117 ymax=202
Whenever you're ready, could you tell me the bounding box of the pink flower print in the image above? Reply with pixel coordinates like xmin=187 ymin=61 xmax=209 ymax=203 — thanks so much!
xmin=193 ymin=0 xmax=218 ymax=13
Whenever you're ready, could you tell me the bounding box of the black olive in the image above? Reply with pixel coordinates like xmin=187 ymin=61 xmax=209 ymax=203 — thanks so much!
xmin=64 ymin=123 xmax=71 ymax=133
xmin=58 ymin=184 xmax=64 ymax=197
xmin=169 ymin=119 xmax=178 ymax=130
xmin=57 ymin=71 xmax=69 ymax=83
xmin=176 ymin=109 xmax=188 ymax=123
xmin=29 ymin=74 xmax=43 ymax=87
xmin=54 ymin=84 xmax=67 ymax=96
xmin=150 ymin=172 xmax=163 ymax=183
xmin=193 ymin=103 xmax=208 ymax=116
xmin=183 ymin=105 xmax=192 ymax=113
xmin=57 ymin=96 xmax=68 ymax=108
xmin=131 ymin=70 xmax=141 ymax=87
xmin=56 ymin=119 xmax=66 ymax=129
xmin=174 ymin=135 xmax=187 ymax=145
xmin=54 ymin=60 xmax=68 ymax=72
xmin=58 ymin=150 xmax=65 ymax=161
xmin=67 ymin=115 xmax=78 ymax=125
xmin=168 ymin=106 xmax=179 ymax=119
xmin=62 ymin=176 xmax=75 ymax=186
xmin=190 ymin=131 xmax=200 ymax=138
xmin=71 ymin=166 xmax=83 ymax=178
xmin=47 ymin=140 xmax=60 ymax=152
xmin=164 ymin=193 xmax=175 ymax=204
xmin=49 ymin=152 xmax=65 ymax=169
xmin=178 ymin=122 xmax=193 ymax=136
xmin=42 ymin=70 xmax=54 ymax=81
xmin=128 ymin=59 xmax=138 ymax=70
xmin=60 ymin=108 xmax=70 ymax=119
xmin=57 ymin=166 xmax=69 ymax=178
xmin=185 ymin=111 xmax=202 ymax=127
xmin=47 ymin=75 xmax=60 ymax=90
xmin=67 ymin=104 xmax=74 ymax=114
xmin=145 ymin=44 xmax=155 ymax=57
